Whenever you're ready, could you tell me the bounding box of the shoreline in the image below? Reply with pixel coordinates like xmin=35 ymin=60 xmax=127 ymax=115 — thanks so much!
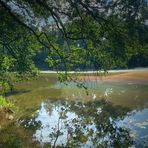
xmin=40 ymin=67 xmax=148 ymax=74
xmin=78 ymin=71 xmax=148 ymax=85
xmin=40 ymin=68 xmax=148 ymax=85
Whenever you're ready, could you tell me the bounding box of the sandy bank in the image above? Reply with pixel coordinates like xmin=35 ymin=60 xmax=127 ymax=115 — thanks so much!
xmin=40 ymin=68 xmax=148 ymax=84
xmin=78 ymin=71 xmax=148 ymax=85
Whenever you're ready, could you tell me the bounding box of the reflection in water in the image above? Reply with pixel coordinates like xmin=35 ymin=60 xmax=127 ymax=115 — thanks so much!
xmin=0 ymin=75 xmax=148 ymax=147
xmin=19 ymin=99 xmax=141 ymax=147
xmin=54 ymin=81 xmax=148 ymax=108
xmin=33 ymin=102 xmax=78 ymax=146
xmin=117 ymin=109 xmax=148 ymax=147
xmin=1 ymin=98 xmax=147 ymax=147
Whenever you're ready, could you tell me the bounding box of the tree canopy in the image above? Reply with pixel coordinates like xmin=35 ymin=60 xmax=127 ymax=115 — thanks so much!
xmin=0 ymin=0 xmax=148 ymax=93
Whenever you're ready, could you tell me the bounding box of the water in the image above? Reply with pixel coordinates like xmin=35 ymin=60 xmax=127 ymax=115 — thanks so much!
xmin=0 ymin=74 xmax=148 ymax=147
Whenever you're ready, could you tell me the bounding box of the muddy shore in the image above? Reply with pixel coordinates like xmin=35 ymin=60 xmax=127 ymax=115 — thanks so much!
xmin=78 ymin=71 xmax=148 ymax=85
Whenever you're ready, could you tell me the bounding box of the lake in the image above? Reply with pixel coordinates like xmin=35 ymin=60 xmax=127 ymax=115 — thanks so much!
xmin=0 ymin=73 xmax=148 ymax=147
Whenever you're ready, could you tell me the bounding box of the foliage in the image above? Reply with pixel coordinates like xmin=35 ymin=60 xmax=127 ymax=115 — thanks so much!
xmin=0 ymin=7 xmax=41 ymax=93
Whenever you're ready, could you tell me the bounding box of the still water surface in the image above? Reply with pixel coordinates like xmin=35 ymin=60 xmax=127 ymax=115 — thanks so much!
xmin=0 ymin=74 xmax=148 ymax=147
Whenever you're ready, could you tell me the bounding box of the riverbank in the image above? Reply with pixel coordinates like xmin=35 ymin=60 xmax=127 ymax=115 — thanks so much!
xmin=40 ymin=67 xmax=148 ymax=74
xmin=40 ymin=68 xmax=148 ymax=84
xmin=79 ymin=71 xmax=148 ymax=85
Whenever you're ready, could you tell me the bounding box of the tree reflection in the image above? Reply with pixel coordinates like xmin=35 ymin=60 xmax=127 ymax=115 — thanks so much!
xmin=30 ymin=99 xmax=133 ymax=147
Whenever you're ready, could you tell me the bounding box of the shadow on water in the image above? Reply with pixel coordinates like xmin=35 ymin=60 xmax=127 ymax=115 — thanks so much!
xmin=0 ymin=99 xmax=147 ymax=148
xmin=5 ymin=90 xmax=31 ymax=97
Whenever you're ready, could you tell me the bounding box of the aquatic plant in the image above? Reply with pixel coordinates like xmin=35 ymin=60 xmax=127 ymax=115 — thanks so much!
xmin=0 ymin=95 xmax=7 ymax=108
xmin=0 ymin=95 xmax=14 ymax=110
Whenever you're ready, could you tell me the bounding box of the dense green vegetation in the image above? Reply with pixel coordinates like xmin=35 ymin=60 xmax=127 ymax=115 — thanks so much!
xmin=0 ymin=0 xmax=148 ymax=93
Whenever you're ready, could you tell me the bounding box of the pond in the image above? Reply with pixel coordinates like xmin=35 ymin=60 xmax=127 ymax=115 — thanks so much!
xmin=0 ymin=74 xmax=148 ymax=147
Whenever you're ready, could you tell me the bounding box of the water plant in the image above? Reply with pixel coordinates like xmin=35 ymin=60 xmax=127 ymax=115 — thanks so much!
xmin=0 ymin=95 xmax=14 ymax=110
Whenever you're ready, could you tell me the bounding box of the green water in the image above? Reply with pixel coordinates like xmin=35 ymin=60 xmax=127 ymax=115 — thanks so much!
xmin=0 ymin=74 xmax=148 ymax=147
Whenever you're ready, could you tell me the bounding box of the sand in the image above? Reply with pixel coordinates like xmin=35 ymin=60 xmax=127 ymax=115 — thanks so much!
xmin=78 ymin=71 xmax=148 ymax=85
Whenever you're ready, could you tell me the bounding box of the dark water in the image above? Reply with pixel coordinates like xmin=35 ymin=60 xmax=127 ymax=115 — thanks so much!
xmin=0 ymin=74 xmax=148 ymax=147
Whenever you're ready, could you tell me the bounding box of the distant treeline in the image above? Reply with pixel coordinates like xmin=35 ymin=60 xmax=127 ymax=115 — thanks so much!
xmin=127 ymin=54 xmax=148 ymax=68
xmin=33 ymin=49 xmax=148 ymax=70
